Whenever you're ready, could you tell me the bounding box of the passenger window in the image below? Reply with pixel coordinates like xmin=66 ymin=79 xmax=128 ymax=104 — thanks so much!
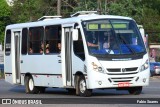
xmin=5 ymin=30 xmax=11 ymax=56
xmin=28 ymin=27 xmax=44 ymax=54
xmin=21 ymin=28 xmax=28 ymax=55
xmin=45 ymin=25 xmax=61 ymax=54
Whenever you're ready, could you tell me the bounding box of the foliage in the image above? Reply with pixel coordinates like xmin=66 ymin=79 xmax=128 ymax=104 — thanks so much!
xmin=73 ymin=0 xmax=97 ymax=12
xmin=10 ymin=0 xmax=57 ymax=23
xmin=1 ymin=0 xmax=160 ymax=44
xmin=141 ymin=0 xmax=160 ymax=43
xmin=106 ymin=0 xmax=160 ymax=43
xmin=11 ymin=0 xmax=41 ymax=22
xmin=0 ymin=0 xmax=11 ymax=46
xmin=108 ymin=0 xmax=143 ymax=22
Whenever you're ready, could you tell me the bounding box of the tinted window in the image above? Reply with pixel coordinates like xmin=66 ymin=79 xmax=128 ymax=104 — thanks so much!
xmin=28 ymin=27 xmax=44 ymax=54
xmin=5 ymin=30 xmax=11 ymax=55
xmin=45 ymin=25 xmax=61 ymax=54
xmin=21 ymin=28 xmax=28 ymax=55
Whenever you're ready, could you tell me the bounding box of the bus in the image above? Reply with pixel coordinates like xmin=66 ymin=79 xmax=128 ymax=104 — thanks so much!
xmin=4 ymin=11 xmax=150 ymax=97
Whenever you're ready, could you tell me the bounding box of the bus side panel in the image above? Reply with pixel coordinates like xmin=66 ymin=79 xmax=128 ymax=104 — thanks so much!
xmin=5 ymin=32 xmax=15 ymax=84
xmin=4 ymin=56 xmax=13 ymax=84
xmin=21 ymin=55 xmax=62 ymax=87
xmin=72 ymin=54 xmax=86 ymax=86
xmin=32 ymin=75 xmax=63 ymax=87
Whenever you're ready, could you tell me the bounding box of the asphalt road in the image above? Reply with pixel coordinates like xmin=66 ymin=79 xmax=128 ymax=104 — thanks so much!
xmin=0 ymin=76 xmax=160 ymax=107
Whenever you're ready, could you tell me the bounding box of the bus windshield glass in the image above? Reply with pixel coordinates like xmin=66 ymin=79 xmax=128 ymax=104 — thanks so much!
xmin=82 ymin=19 xmax=146 ymax=56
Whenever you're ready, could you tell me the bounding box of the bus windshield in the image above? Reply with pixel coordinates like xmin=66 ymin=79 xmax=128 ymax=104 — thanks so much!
xmin=82 ymin=19 xmax=146 ymax=56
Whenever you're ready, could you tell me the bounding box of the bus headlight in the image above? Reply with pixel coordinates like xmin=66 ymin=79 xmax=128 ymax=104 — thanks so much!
xmin=92 ymin=62 xmax=98 ymax=70
xmin=140 ymin=60 xmax=149 ymax=72
xmin=92 ymin=62 xmax=105 ymax=73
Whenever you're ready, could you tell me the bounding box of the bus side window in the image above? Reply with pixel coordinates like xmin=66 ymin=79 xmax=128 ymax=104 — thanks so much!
xmin=28 ymin=27 xmax=44 ymax=54
xmin=73 ymin=29 xmax=85 ymax=61
xmin=45 ymin=25 xmax=61 ymax=54
xmin=21 ymin=28 xmax=28 ymax=55
xmin=5 ymin=30 xmax=11 ymax=56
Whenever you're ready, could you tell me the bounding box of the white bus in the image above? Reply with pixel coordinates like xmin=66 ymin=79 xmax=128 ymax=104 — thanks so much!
xmin=4 ymin=11 xmax=150 ymax=97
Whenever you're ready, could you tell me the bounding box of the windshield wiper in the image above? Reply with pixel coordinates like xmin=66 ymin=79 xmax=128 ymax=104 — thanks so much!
xmin=118 ymin=34 xmax=135 ymax=54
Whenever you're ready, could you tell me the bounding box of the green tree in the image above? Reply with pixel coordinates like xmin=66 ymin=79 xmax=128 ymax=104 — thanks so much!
xmin=0 ymin=0 xmax=11 ymax=46
xmin=7 ymin=0 xmax=160 ymax=44
xmin=141 ymin=0 xmax=160 ymax=43
xmin=108 ymin=0 xmax=143 ymax=22
xmin=106 ymin=0 xmax=160 ymax=43
xmin=73 ymin=0 xmax=97 ymax=12
xmin=10 ymin=0 xmax=57 ymax=23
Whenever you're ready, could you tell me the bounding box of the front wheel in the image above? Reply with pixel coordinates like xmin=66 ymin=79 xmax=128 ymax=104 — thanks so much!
xmin=76 ymin=75 xmax=92 ymax=97
xmin=128 ymin=86 xmax=142 ymax=95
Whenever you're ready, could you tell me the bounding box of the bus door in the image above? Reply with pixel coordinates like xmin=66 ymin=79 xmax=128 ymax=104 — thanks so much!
xmin=14 ymin=31 xmax=21 ymax=84
xmin=62 ymin=26 xmax=73 ymax=87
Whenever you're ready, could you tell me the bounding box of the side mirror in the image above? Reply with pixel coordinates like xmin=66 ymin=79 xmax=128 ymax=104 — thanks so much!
xmin=72 ymin=29 xmax=78 ymax=41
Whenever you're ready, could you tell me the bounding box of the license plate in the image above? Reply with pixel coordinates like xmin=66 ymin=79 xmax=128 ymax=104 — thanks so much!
xmin=118 ymin=82 xmax=130 ymax=87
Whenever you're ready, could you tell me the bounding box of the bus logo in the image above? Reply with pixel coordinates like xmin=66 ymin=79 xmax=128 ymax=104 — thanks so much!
xmin=122 ymin=68 xmax=126 ymax=72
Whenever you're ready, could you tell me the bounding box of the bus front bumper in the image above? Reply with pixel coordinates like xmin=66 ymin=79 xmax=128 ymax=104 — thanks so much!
xmin=87 ymin=69 xmax=150 ymax=89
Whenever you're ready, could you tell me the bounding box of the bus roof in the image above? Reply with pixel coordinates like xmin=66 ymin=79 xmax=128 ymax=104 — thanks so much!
xmin=6 ymin=14 xmax=133 ymax=29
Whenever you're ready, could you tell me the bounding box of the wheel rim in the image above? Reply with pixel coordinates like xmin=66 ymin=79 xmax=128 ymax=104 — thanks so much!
xmin=79 ymin=79 xmax=86 ymax=93
xmin=29 ymin=78 xmax=34 ymax=91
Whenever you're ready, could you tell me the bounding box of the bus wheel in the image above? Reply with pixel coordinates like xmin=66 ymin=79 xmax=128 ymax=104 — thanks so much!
xmin=76 ymin=75 xmax=92 ymax=97
xmin=25 ymin=76 xmax=39 ymax=94
xmin=128 ymin=86 xmax=142 ymax=95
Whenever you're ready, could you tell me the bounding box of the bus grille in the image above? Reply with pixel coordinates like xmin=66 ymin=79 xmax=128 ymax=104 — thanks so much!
xmin=110 ymin=77 xmax=134 ymax=83
xmin=106 ymin=67 xmax=138 ymax=75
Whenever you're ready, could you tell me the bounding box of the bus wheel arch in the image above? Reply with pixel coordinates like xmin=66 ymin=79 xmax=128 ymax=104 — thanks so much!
xmin=24 ymin=73 xmax=39 ymax=94
xmin=24 ymin=73 xmax=32 ymax=83
xmin=75 ymin=72 xmax=92 ymax=97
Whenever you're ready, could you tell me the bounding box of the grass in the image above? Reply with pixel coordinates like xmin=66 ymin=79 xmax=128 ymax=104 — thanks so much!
xmin=0 ymin=72 xmax=4 ymax=79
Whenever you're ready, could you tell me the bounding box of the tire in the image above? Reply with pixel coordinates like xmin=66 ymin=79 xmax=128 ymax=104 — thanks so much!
xmin=25 ymin=76 xmax=39 ymax=94
xmin=128 ymin=86 xmax=142 ymax=95
xmin=76 ymin=75 xmax=92 ymax=97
